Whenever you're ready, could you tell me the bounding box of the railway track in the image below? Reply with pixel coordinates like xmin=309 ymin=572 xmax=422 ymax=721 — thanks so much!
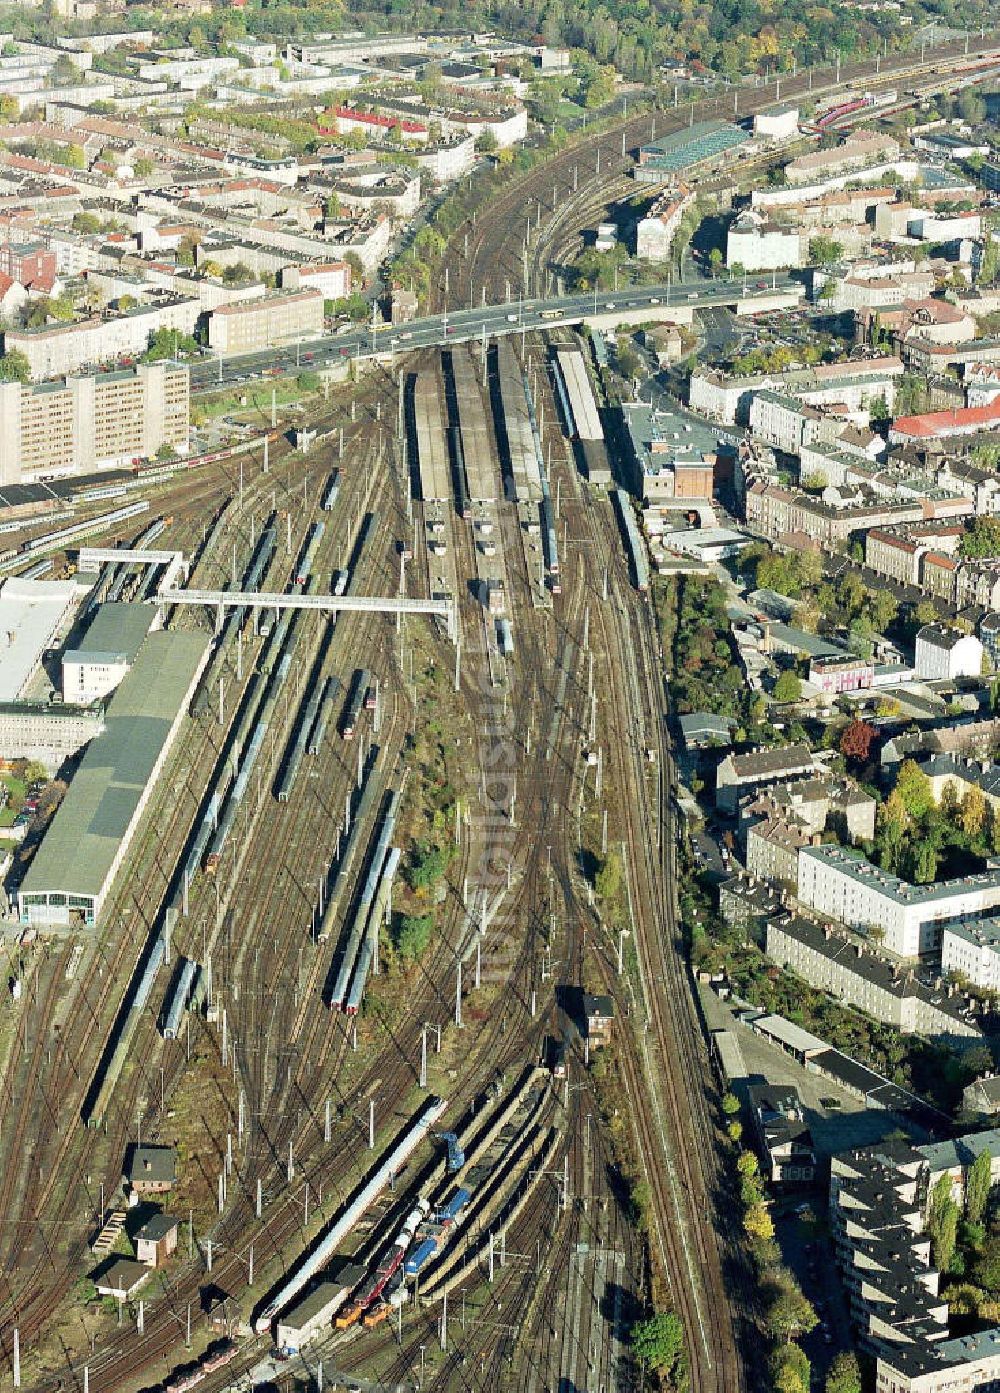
xmin=438 ymin=33 xmax=1000 ymax=312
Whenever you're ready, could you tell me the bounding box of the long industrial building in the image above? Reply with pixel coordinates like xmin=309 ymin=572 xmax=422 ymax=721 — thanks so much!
xmin=18 ymin=629 xmax=210 ymax=928
xmin=0 ymin=364 xmax=190 ymax=486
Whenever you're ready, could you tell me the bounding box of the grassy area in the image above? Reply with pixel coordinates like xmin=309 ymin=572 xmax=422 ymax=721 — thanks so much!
xmin=0 ymin=774 xmax=26 ymax=828
xmin=192 ymin=373 xmax=322 ymax=426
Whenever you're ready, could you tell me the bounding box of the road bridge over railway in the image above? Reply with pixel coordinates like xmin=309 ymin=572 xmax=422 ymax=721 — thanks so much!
xmin=188 ymin=276 xmax=802 ymax=391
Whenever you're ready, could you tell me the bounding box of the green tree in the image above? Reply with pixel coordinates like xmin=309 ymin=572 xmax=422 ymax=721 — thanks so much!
xmin=765 ymin=1276 xmax=818 ymax=1342
xmin=630 ymin=1310 xmax=684 ymax=1375
xmin=809 ymin=235 xmax=843 ymax=266
xmin=405 ymin=841 xmax=450 ymax=893
xmin=773 ymin=671 xmax=801 ymax=703
xmin=772 ymin=1343 xmax=811 ymax=1393
xmin=961 ymin=517 xmax=1000 ymax=559
xmin=0 ymin=348 xmax=30 ymax=383
xmin=928 ymin=1173 xmax=960 ymax=1271
xmin=395 ymin=913 xmax=434 ymax=962
xmin=895 ymin=760 xmax=933 ymax=820
xmin=966 ymin=1147 xmax=992 ymax=1226
xmin=133 ymin=156 xmax=154 ymax=179
xmin=869 ymin=589 xmax=899 ymax=634
xmin=825 ymin=1351 xmax=862 ymax=1393
xmin=721 ymin=1091 xmax=741 ymax=1116
xmin=975 ymin=1235 xmax=1000 ymax=1292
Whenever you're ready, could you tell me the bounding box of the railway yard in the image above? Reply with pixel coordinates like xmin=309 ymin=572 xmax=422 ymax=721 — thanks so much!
xmin=0 ymin=280 xmax=750 ymax=1393
xmin=13 ymin=36 xmax=997 ymax=1387
xmin=0 ymin=9 xmax=996 ymax=1389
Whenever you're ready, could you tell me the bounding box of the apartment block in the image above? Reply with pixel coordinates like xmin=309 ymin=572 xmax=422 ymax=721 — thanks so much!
xmin=940 ymin=915 xmax=1000 ymax=992
xmin=635 ymin=187 xmax=693 ymax=262
xmin=914 ymin=624 xmax=983 ymax=681
xmin=0 ymin=364 xmax=189 ymax=485
xmin=746 ymin=816 xmax=814 ymax=884
xmin=715 ymin=743 xmax=817 ymax=813
xmin=749 ymin=389 xmax=823 ymax=454
xmin=765 ymin=916 xmax=980 ymax=1038
xmin=3 ymin=299 xmax=200 ymax=381
xmin=740 ymin=775 xmax=877 ymax=843
xmin=866 ymin=528 xmax=924 ymax=587
xmin=797 ymin=843 xmax=1000 ymax=959
xmin=207 ymin=289 xmax=323 ymax=354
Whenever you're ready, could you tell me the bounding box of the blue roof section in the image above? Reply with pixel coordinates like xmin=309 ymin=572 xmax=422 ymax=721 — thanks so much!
xmin=638 ymin=120 xmax=750 ymax=173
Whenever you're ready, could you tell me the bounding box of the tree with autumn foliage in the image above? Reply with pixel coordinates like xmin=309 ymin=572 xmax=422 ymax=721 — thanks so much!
xmin=839 ymin=718 xmax=876 ymax=767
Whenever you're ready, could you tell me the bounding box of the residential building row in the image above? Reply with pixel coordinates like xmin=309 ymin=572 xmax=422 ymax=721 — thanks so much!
xmin=831 ymin=1130 xmax=1000 ymax=1391
xmin=0 ymin=362 xmax=188 ymax=485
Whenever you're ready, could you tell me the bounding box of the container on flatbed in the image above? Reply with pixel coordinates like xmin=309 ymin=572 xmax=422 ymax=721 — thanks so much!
xmin=404 ymin=1238 xmax=438 ymax=1276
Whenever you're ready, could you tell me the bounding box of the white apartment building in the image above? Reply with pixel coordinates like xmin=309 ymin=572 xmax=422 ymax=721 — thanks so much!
xmin=748 ymin=390 xmax=822 ymax=454
xmin=914 ymin=623 xmax=984 ymax=681
xmin=137 ymin=55 xmax=240 ymax=89
xmin=726 ymin=209 xmax=803 ymax=271
xmin=766 ymin=917 xmax=979 ymax=1037
xmin=940 ymin=916 xmax=1000 ymax=992
xmin=207 ymin=289 xmax=323 ymax=354
xmin=689 ymin=357 xmax=903 ymax=426
xmin=280 ymin=262 xmax=351 ymax=301
xmin=797 ymin=843 xmax=1000 ymax=959
xmin=409 ymin=135 xmax=476 ymax=182
xmin=3 ymin=299 xmax=200 ymax=381
xmin=0 ymin=363 xmax=189 ymax=485
xmin=635 ymin=188 xmax=693 ymax=262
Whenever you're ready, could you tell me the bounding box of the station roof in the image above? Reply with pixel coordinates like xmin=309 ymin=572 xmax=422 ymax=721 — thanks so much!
xmin=0 ymin=576 xmax=76 ymax=702
xmin=74 ymin=602 xmax=155 ymax=665
xmin=20 ymin=630 xmax=208 ymax=908
xmin=638 ymin=120 xmax=749 ymax=173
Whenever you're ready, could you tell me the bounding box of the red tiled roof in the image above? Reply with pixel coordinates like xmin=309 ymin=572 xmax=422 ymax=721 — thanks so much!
xmin=893 ymin=399 xmax=1000 ymax=437
xmin=323 ymin=107 xmax=426 ymax=135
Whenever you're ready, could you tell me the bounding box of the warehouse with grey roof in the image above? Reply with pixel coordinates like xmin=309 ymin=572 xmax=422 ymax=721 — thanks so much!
xmin=18 ymin=628 xmax=209 ymax=928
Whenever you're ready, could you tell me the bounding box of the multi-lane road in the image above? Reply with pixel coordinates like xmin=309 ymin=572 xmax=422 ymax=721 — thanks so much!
xmin=188 ymin=275 xmax=798 ymax=390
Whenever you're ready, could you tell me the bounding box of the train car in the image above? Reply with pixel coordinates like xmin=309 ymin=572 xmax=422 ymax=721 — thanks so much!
xmin=321 ymin=469 xmax=341 ymax=512
xmin=363 ymin=678 xmax=377 ymax=712
xmin=362 ymin=1305 xmax=388 ymax=1329
xmin=18 ymin=500 xmax=150 ymax=558
xmin=404 ymin=1238 xmax=438 ymax=1277
xmin=611 ymin=489 xmax=649 ymax=593
xmin=335 ymin=1304 xmax=362 ymax=1330
xmin=540 ymin=496 xmax=561 ymax=593
xmin=449 ymin=425 xmax=471 ymax=520
xmin=434 ymin=1187 xmax=471 ymax=1225
xmin=307 ymin=675 xmax=339 ymax=755
xmin=496 ymin=618 xmax=513 ymax=657
xmin=340 ymin=668 xmax=370 ymax=741
xmin=353 ymin=1200 xmax=429 ymax=1309
xmin=296 ymin=521 xmax=325 ymax=586
xmin=161 ymin=958 xmax=199 ymax=1039
xmin=162 ymin=1340 xmax=237 ymax=1393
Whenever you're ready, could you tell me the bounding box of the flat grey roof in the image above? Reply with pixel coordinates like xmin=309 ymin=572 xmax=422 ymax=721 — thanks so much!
xmin=20 ymin=631 xmax=207 ymax=906
xmin=76 ymin=602 xmax=155 ymax=665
